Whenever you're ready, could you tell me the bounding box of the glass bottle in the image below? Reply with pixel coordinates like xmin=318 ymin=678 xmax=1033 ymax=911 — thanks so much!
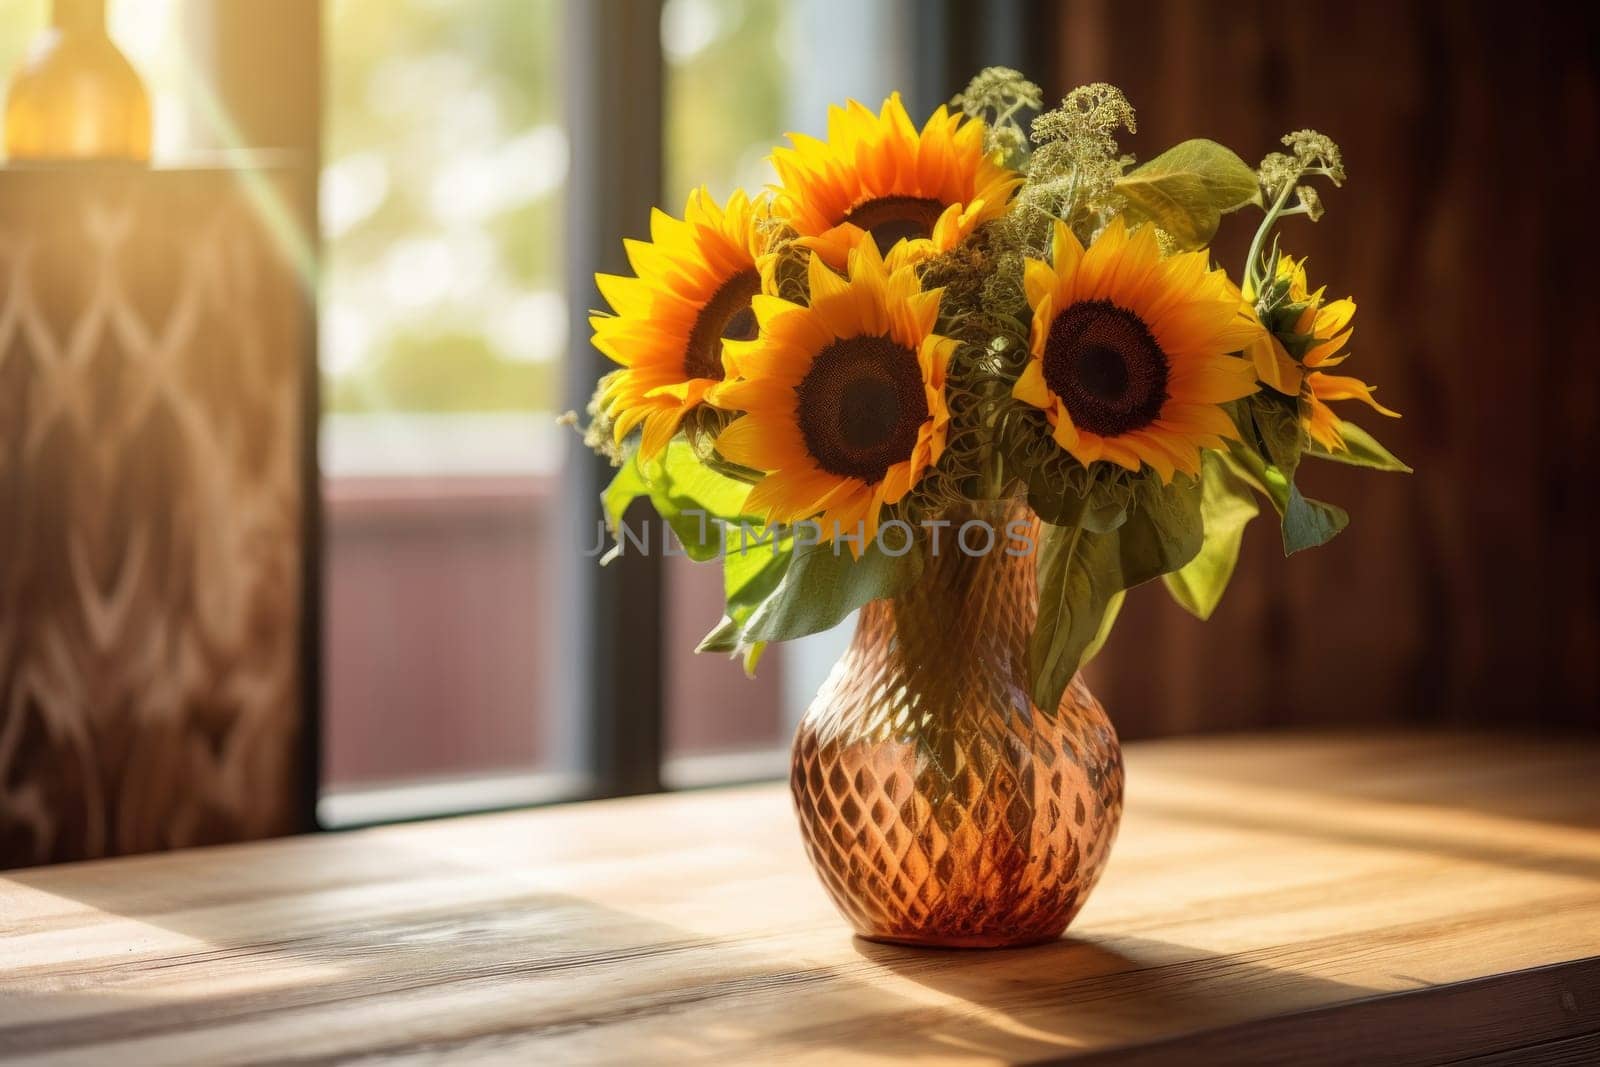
xmin=4 ymin=0 xmax=152 ymax=163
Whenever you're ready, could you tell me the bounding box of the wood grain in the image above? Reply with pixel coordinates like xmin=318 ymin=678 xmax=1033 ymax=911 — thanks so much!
xmin=1051 ymin=1 xmax=1600 ymax=737
xmin=0 ymin=732 xmax=1597 ymax=1064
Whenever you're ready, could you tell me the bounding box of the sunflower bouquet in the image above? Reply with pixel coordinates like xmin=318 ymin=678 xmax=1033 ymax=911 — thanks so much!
xmin=582 ymin=69 xmax=1408 ymax=713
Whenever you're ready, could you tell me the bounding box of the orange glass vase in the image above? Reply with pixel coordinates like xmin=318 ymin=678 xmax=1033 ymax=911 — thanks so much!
xmin=790 ymin=503 xmax=1124 ymax=948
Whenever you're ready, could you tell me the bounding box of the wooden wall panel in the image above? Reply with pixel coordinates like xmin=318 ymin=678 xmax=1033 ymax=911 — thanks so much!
xmin=1054 ymin=0 xmax=1600 ymax=735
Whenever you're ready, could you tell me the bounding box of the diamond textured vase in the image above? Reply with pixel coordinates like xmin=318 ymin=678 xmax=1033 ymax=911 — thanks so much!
xmin=790 ymin=504 xmax=1124 ymax=948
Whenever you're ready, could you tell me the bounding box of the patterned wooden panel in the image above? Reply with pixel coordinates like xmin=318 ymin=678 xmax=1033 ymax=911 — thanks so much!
xmin=0 ymin=167 xmax=312 ymax=867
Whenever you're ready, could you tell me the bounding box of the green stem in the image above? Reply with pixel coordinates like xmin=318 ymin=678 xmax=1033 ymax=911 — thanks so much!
xmin=1061 ymin=169 xmax=1083 ymax=238
xmin=1244 ymin=180 xmax=1298 ymax=294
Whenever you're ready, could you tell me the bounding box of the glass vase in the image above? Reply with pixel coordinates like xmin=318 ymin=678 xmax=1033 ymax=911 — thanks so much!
xmin=790 ymin=503 xmax=1124 ymax=947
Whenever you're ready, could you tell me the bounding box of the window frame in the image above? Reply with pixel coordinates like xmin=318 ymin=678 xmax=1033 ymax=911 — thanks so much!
xmin=560 ymin=0 xmax=668 ymax=799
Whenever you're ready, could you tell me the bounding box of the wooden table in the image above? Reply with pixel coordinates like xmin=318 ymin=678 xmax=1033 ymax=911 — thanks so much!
xmin=2 ymin=732 xmax=1597 ymax=1065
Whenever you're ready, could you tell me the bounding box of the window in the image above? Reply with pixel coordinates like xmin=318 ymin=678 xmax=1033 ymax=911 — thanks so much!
xmin=0 ymin=0 xmax=943 ymax=820
xmin=314 ymin=0 xmax=929 ymax=815
xmin=317 ymin=0 xmax=577 ymax=820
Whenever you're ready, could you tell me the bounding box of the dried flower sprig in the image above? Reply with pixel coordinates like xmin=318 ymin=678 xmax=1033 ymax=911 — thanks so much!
xmin=1246 ymin=129 xmax=1347 ymax=292
xmin=950 ymin=65 xmax=1042 ymax=165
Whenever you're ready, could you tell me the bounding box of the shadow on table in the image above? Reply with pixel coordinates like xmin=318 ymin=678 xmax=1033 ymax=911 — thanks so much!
xmin=750 ymin=931 xmax=1379 ymax=1063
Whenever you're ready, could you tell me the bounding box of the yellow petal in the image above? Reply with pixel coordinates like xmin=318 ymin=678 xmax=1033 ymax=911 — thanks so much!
xmin=1245 ymin=334 xmax=1304 ymax=395
xmin=639 ymin=409 xmax=682 ymax=460
xmin=1051 ymin=219 xmax=1084 ymax=277
xmin=806 ymin=251 xmax=859 ymax=336
xmin=595 ymin=273 xmax=652 ymax=317
xmin=1023 ymin=257 xmax=1057 ymax=310
xmin=716 ymin=414 xmax=802 ymax=470
xmin=1171 ymin=356 xmax=1264 ymax=403
xmin=1159 ymin=402 xmax=1239 ymax=438
xmin=1314 ymin=297 xmax=1356 ymax=337
xmin=1308 ymin=373 xmax=1401 ymax=417
xmin=1127 ymin=432 xmax=1177 ymax=483
xmin=1304 ymin=395 xmax=1346 ymax=450
xmin=707 ymin=378 xmax=792 ymax=414
xmin=1098 ymin=438 xmax=1142 ymax=471
xmin=879 ymin=458 xmax=915 ymax=503
xmin=1013 ymin=359 xmax=1053 ymax=408
xmin=612 ymin=402 xmax=652 ymax=443
xmin=1051 ymin=409 xmax=1082 ymax=452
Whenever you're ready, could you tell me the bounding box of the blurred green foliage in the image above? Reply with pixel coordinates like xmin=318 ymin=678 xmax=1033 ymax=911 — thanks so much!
xmin=321 ymin=0 xmax=566 ymax=414
xmin=663 ymin=0 xmax=785 ymax=206
xmin=327 ymin=0 xmax=787 ymax=415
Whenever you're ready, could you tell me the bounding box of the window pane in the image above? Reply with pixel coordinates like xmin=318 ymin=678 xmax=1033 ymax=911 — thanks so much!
xmin=659 ymin=0 xmax=785 ymax=781
xmin=323 ymin=0 xmax=565 ymax=418
xmin=320 ymin=0 xmax=573 ymax=808
xmin=659 ymin=0 xmax=908 ymax=781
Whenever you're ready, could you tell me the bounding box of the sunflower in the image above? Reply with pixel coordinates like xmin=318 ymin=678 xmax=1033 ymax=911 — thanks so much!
xmin=1012 ymin=218 xmax=1263 ymax=482
xmin=712 ymin=237 xmax=955 ymax=553
xmin=591 ymin=187 xmax=771 ymax=460
xmin=770 ymin=92 xmax=1020 ymax=269
xmin=1244 ymin=255 xmax=1399 ymax=451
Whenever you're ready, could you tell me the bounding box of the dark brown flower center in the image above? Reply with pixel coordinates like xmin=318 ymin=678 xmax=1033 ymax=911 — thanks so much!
xmin=841 ymin=195 xmax=946 ymax=256
xmin=796 ymin=335 xmax=927 ymax=483
xmin=1042 ymin=299 xmax=1169 ymax=437
xmin=683 ymin=268 xmax=762 ymax=381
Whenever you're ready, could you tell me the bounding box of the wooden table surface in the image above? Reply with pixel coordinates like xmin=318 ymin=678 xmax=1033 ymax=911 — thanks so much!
xmin=2 ymin=732 xmax=1598 ymax=1065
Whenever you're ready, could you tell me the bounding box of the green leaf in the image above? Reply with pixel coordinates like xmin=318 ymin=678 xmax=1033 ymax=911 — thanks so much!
xmin=1029 ymin=476 xmax=1203 ymax=711
xmin=1029 ymin=525 xmax=1121 ymax=712
xmin=1281 ymin=487 xmax=1349 ymax=555
xmin=1244 ymin=394 xmax=1349 ymax=555
xmin=1251 ymin=391 xmax=1306 ymax=480
xmin=1163 ymin=452 xmax=1260 ymax=620
xmin=598 ymin=454 xmax=652 ymax=565
xmin=601 ymin=441 xmax=757 ymax=563
xmin=697 ymin=523 xmax=793 ymax=655
xmin=654 ymin=441 xmax=753 ymax=521
xmin=649 ymin=442 xmax=757 ymax=561
xmin=1080 ymin=590 xmax=1124 ymax=669
xmin=601 ymin=453 xmax=649 ymax=532
xmin=1114 ymin=139 xmax=1262 ymax=250
xmin=1026 ymin=465 xmax=1130 ymax=532
xmin=1224 ymin=438 xmax=1290 ymax=515
xmin=1115 ymin=475 xmax=1205 ymax=586
xmin=696 ymin=615 xmax=742 ymax=655
xmin=1306 ymin=419 xmax=1413 ymax=473
xmin=724 ymin=526 xmax=791 ymax=605
xmin=743 ymin=533 xmax=923 ymax=644
xmin=1089 ymin=489 xmax=1132 ymax=533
